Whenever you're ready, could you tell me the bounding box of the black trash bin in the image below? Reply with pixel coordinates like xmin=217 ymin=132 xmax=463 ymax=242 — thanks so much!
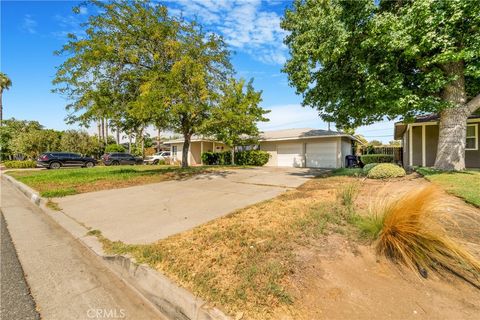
xmin=345 ymin=155 xmax=359 ymax=168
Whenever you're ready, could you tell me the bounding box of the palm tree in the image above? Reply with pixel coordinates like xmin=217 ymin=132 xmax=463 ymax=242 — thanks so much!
xmin=0 ymin=72 xmax=12 ymax=126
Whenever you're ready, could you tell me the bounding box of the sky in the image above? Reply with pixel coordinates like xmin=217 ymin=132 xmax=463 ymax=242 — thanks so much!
xmin=1 ymin=0 xmax=396 ymax=142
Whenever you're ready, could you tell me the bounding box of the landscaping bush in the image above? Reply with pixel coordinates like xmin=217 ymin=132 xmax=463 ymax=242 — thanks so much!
xmin=360 ymin=154 xmax=393 ymax=165
xmin=105 ymin=144 xmax=125 ymax=153
xmin=201 ymin=151 xmax=232 ymax=165
xmin=363 ymin=163 xmax=379 ymax=173
xmin=3 ymin=160 xmax=37 ymax=168
xmin=235 ymin=150 xmax=270 ymax=166
xmin=367 ymin=163 xmax=406 ymax=179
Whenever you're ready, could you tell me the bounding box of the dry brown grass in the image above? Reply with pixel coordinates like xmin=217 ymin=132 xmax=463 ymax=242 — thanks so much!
xmin=95 ymin=177 xmax=350 ymax=318
xmin=90 ymin=176 xmax=480 ymax=318
xmin=376 ymin=185 xmax=480 ymax=285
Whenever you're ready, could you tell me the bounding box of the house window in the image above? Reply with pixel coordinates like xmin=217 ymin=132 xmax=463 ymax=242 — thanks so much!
xmin=466 ymin=124 xmax=478 ymax=150
xmin=172 ymin=146 xmax=177 ymax=159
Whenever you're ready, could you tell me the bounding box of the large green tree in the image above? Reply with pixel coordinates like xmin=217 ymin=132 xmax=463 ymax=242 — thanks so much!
xmin=0 ymin=72 xmax=12 ymax=126
xmin=60 ymin=130 xmax=102 ymax=156
xmin=282 ymin=0 xmax=480 ymax=170
xmin=206 ymin=78 xmax=268 ymax=163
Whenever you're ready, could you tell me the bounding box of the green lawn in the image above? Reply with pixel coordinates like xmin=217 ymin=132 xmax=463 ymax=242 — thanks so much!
xmin=416 ymin=168 xmax=480 ymax=207
xmin=7 ymin=165 xmax=231 ymax=197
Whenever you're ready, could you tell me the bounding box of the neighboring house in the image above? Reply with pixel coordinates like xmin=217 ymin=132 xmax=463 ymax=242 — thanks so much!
xmin=164 ymin=137 xmax=230 ymax=165
xmin=394 ymin=114 xmax=480 ymax=168
xmin=166 ymin=128 xmax=357 ymax=168
xmin=259 ymin=128 xmax=356 ymax=168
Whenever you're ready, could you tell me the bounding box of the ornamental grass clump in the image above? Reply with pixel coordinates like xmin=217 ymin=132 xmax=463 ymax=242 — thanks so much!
xmin=376 ymin=186 xmax=480 ymax=285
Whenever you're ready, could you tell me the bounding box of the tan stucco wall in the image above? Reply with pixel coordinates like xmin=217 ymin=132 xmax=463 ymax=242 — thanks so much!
xmin=412 ymin=126 xmax=423 ymax=166
xmin=171 ymin=141 xmax=230 ymax=165
xmin=259 ymin=137 xmax=349 ymax=168
xmin=259 ymin=141 xmax=279 ymax=166
xmin=425 ymin=125 xmax=439 ymax=166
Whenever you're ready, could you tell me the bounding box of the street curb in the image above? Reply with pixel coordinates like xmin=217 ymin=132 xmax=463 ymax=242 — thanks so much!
xmin=2 ymin=173 xmax=232 ymax=320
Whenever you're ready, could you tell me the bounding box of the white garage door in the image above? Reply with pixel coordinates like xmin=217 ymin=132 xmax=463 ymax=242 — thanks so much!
xmin=277 ymin=143 xmax=303 ymax=167
xmin=306 ymin=141 xmax=337 ymax=168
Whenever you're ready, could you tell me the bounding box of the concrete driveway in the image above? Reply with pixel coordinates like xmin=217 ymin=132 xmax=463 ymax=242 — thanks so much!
xmin=55 ymin=167 xmax=325 ymax=244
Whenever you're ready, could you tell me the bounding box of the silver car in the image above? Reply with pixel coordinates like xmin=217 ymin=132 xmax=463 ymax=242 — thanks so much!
xmin=144 ymin=151 xmax=171 ymax=165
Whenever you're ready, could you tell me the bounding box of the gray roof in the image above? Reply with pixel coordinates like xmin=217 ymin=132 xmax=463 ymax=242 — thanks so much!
xmin=163 ymin=135 xmax=219 ymax=144
xmin=259 ymin=128 xmax=356 ymax=141
xmin=165 ymin=128 xmax=357 ymax=144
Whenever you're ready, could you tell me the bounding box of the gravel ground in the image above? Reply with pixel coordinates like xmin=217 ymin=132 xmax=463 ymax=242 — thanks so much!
xmin=0 ymin=211 xmax=40 ymax=320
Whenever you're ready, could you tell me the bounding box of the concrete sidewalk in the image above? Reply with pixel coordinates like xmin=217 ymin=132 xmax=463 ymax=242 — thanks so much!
xmin=55 ymin=167 xmax=323 ymax=244
xmin=0 ymin=180 xmax=163 ymax=320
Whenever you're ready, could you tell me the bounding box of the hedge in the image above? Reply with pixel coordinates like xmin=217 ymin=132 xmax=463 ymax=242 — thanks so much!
xmin=3 ymin=160 xmax=37 ymax=168
xmin=367 ymin=163 xmax=406 ymax=179
xmin=201 ymin=151 xmax=232 ymax=165
xmin=105 ymin=144 xmax=126 ymax=153
xmin=360 ymin=154 xmax=393 ymax=165
xmin=235 ymin=150 xmax=270 ymax=166
xmin=201 ymin=150 xmax=270 ymax=166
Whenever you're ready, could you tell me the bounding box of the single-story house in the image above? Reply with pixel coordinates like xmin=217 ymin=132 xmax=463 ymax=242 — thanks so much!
xmin=165 ymin=137 xmax=230 ymax=165
xmin=165 ymin=128 xmax=357 ymax=168
xmin=394 ymin=114 xmax=480 ymax=168
xmin=258 ymin=128 xmax=356 ymax=168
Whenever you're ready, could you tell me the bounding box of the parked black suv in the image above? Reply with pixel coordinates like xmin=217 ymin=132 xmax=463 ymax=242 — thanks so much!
xmin=37 ymin=152 xmax=97 ymax=169
xmin=101 ymin=153 xmax=143 ymax=166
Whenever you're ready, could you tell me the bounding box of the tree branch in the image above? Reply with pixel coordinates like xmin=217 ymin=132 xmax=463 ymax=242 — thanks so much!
xmin=467 ymin=92 xmax=480 ymax=114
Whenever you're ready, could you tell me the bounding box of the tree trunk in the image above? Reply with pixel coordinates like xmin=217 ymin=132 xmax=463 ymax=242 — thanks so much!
xmin=128 ymin=133 xmax=132 ymax=153
xmin=116 ymin=126 xmax=120 ymax=144
xmin=101 ymin=118 xmax=105 ymax=144
xmin=157 ymin=128 xmax=161 ymax=152
xmin=140 ymin=127 xmax=145 ymax=158
xmin=105 ymin=119 xmax=109 ymax=143
xmin=182 ymin=134 xmax=191 ymax=168
xmin=97 ymin=121 xmax=101 ymax=142
xmin=434 ymin=108 xmax=469 ymax=170
xmin=434 ymin=61 xmax=473 ymax=171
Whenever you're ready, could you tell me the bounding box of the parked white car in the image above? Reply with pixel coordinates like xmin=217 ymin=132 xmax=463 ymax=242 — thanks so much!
xmin=144 ymin=151 xmax=171 ymax=165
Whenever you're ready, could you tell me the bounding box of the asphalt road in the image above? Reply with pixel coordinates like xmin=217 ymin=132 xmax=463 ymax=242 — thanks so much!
xmin=0 ymin=211 xmax=40 ymax=320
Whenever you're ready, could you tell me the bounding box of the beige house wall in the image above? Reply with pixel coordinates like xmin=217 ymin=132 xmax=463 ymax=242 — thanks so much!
xmin=170 ymin=141 xmax=230 ymax=165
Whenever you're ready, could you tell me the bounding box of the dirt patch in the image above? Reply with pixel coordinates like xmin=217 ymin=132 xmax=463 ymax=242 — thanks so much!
xmin=278 ymin=243 xmax=480 ymax=320
xmin=274 ymin=174 xmax=480 ymax=320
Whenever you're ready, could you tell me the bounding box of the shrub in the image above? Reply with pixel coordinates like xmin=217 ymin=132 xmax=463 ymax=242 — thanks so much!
xmin=3 ymin=160 xmax=37 ymax=168
xmin=363 ymin=163 xmax=379 ymax=173
xmin=367 ymin=163 xmax=406 ymax=179
xmin=235 ymin=150 xmax=270 ymax=166
xmin=360 ymin=154 xmax=393 ymax=164
xmin=201 ymin=151 xmax=232 ymax=165
xmin=105 ymin=144 xmax=125 ymax=153
xmin=375 ymin=186 xmax=480 ymax=282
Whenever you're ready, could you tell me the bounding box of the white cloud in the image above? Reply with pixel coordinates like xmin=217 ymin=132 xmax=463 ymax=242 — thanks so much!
xmin=79 ymin=7 xmax=89 ymax=15
xmin=21 ymin=14 xmax=37 ymax=34
xmin=168 ymin=0 xmax=288 ymax=65
xmin=52 ymin=14 xmax=86 ymax=39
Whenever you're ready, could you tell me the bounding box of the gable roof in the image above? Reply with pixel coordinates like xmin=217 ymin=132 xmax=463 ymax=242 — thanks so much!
xmin=394 ymin=113 xmax=480 ymax=139
xmin=259 ymin=128 xmax=357 ymax=142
